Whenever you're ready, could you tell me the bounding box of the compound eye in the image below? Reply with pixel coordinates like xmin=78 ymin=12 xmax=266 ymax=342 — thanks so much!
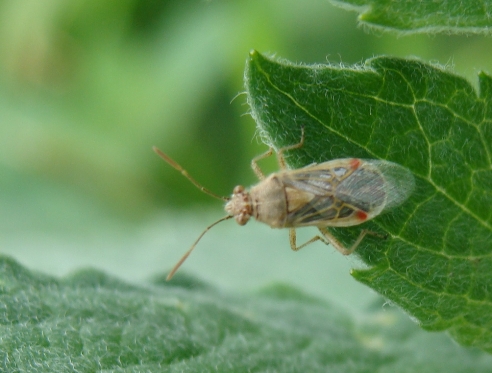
xmin=235 ymin=213 xmax=249 ymax=226
xmin=233 ymin=185 xmax=244 ymax=194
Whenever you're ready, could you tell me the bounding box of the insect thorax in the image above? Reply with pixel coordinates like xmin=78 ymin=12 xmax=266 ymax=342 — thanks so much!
xmin=249 ymin=175 xmax=287 ymax=228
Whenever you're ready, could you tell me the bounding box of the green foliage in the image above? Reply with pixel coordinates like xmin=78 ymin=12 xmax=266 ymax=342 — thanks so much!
xmin=2 ymin=0 xmax=492 ymax=370
xmin=245 ymin=51 xmax=492 ymax=352
xmin=2 ymin=256 xmax=492 ymax=372
xmin=333 ymin=0 xmax=492 ymax=34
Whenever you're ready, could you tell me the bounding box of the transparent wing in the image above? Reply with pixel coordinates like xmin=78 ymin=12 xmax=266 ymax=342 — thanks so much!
xmin=361 ymin=159 xmax=415 ymax=210
xmin=278 ymin=159 xmax=414 ymax=228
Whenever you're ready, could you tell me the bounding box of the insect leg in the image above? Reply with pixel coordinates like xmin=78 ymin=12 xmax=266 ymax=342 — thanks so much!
xmin=251 ymin=128 xmax=305 ymax=178
xmin=289 ymin=228 xmax=327 ymax=251
xmin=290 ymin=227 xmax=385 ymax=255
xmin=276 ymin=127 xmax=305 ymax=170
xmin=251 ymin=148 xmax=274 ymax=180
xmin=318 ymin=228 xmax=387 ymax=255
xmin=316 ymin=227 xmax=363 ymax=255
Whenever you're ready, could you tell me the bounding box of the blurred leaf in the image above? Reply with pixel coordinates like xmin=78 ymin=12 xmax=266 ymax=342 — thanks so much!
xmin=333 ymin=0 xmax=492 ymax=34
xmin=245 ymin=51 xmax=492 ymax=352
xmin=2 ymin=256 xmax=492 ymax=372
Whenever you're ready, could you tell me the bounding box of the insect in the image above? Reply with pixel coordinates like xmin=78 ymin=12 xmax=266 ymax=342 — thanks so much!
xmin=154 ymin=129 xmax=415 ymax=280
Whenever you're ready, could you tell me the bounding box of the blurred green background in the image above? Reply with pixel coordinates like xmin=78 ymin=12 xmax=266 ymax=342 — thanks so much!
xmin=1 ymin=0 xmax=491 ymax=311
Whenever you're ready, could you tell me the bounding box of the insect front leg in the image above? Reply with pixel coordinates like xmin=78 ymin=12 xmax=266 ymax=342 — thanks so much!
xmin=276 ymin=128 xmax=305 ymax=170
xmin=251 ymin=128 xmax=305 ymax=179
xmin=251 ymin=148 xmax=274 ymax=180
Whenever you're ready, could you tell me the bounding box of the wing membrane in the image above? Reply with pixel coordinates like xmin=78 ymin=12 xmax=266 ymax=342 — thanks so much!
xmin=275 ymin=158 xmax=413 ymax=228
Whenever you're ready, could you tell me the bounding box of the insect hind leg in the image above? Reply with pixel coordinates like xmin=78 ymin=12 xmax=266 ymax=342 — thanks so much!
xmin=318 ymin=228 xmax=386 ymax=255
xmin=289 ymin=227 xmax=385 ymax=255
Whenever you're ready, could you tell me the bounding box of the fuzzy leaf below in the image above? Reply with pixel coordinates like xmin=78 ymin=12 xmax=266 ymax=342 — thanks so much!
xmin=1 ymin=256 xmax=492 ymax=372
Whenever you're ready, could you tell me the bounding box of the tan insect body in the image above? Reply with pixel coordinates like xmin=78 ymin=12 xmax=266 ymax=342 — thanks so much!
xmin=154 ymin=129 xmax=414 ymax=280
xmin=226 ymin=175 xmax=288 ymax=228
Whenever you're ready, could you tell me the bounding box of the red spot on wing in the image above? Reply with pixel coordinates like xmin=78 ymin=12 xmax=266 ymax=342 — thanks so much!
xmin=356 ymin=210 xmax=368 ymax=221
xmin=349 ymin=158 xmax=361 ymax=169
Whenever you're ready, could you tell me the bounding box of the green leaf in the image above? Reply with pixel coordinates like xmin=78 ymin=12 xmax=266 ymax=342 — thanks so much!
xmin=332 ymin=0 xmax=492 ymax=34
xmin=245 ymin=50 xmax=492 ymax=352
xmin=2 ymin=255 xmax=492 ymax=372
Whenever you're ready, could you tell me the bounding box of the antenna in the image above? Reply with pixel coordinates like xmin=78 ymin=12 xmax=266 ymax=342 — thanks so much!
xmin=153 ymin=146 xmax=229 ymax=202
xmin=166 ymin=215 xmax=233 ymax=280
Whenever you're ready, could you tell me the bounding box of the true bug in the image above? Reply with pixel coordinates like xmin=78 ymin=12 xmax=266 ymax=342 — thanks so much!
xmin=154 ymin=129 xmax=414 ymax=280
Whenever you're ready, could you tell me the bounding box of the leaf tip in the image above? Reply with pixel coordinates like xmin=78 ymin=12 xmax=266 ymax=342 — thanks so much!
xmin=249 ymin=49 xmax=258 ymax=57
